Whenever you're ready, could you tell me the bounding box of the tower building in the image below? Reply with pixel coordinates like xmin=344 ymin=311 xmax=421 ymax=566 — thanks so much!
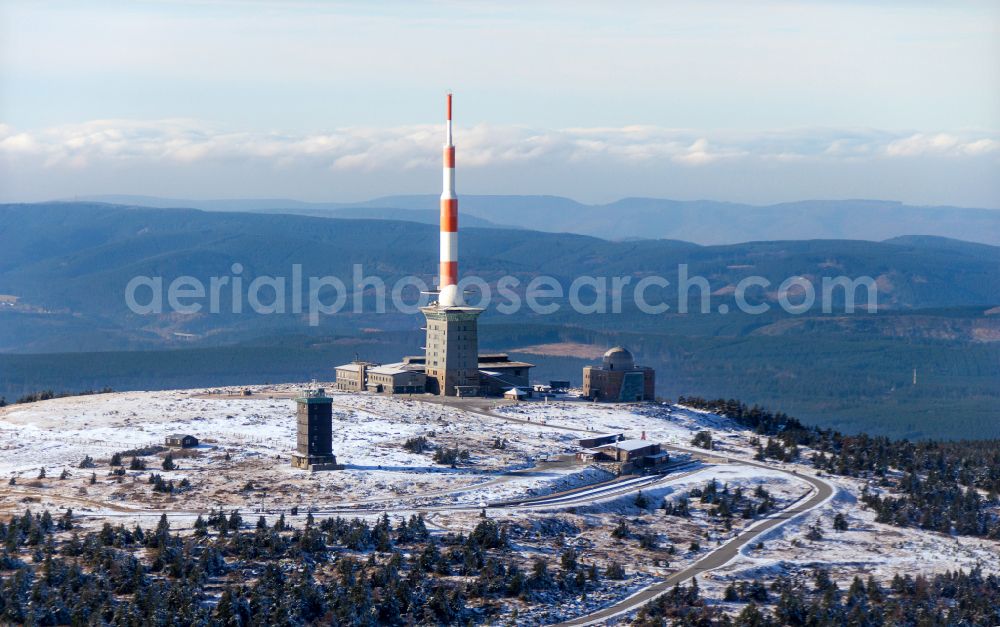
xmin=332 ymin=93 xmax=533 ymax=396
xmin=421 ymin=93 xmax=484 ymax=396
xmin=291 ymin=388 xmax=343 ymax=470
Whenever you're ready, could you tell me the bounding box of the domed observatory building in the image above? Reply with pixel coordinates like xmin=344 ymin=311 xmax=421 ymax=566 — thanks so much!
xmin=582 ymin=347 xmax=655 ymax=402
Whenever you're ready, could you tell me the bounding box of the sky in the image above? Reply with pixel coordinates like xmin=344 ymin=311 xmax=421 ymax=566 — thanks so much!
xmin=1 ymin=0 xmax=998 ymax=207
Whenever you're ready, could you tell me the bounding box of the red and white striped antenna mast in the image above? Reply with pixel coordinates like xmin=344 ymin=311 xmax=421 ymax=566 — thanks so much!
xmin=438 ymin=91 xmax=462 ymax=307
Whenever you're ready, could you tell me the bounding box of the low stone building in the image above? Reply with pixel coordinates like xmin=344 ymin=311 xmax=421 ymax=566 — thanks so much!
xmin=165 ymin=434 xmax=198 ymax=448
xmin=576 ymin=438 xmax=669 ymax=473
xmin=334 ymin=361 xmax=376 ymax=392
xmin=582 ymin=347 xmax=655 ymax=402
xmin=335 ymin=353 xmax=535 ymax=397
xmin=592 ymin=438 xmax=660 ymax=462
xmin=365 ymin=363 xmax=427 ymax=394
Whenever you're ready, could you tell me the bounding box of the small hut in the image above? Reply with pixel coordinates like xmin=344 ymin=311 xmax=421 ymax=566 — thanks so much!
xmin=503 ymin=388 xmax=528 ymax=402
xmin=165 ymin=434 xmax=199 ymax=448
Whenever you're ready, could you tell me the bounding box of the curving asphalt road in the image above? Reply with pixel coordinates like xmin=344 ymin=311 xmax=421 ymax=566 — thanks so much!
xmin=555 ymin=457 xmax=835 ymax=626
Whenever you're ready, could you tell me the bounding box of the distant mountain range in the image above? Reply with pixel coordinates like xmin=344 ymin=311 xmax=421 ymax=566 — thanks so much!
xmin=74 ymin=194 xmax=513 ymax=229
xmin=76 ymin=194 xmax=1000 ymax=246
xmin=1 ymin=201 xmax=998 ymax=439
xmin=1 ymin=201 xmax=997 ymax=352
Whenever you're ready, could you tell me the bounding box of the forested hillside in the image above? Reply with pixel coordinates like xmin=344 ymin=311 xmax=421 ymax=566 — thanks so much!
xmin=676 ymin=397 xmax=1000 ymax=538
xmin=2 ymin=203 xmax=997 ymax=329
xmin=82 ymin=194 xmax=1000 ymax=246
xmin=1 ymin=202 xmax=997 ymax=439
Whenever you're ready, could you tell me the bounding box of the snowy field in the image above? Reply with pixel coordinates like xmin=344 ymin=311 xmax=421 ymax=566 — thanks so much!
xmin=0 ymin=386 xmax=698 ymax=521
xmin=2 ymin=384 xmax=997 ymax=616
xmin=496 ymin=400 xmax=738 ymax=446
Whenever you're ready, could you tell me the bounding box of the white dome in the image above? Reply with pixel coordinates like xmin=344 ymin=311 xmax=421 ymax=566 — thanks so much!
xmin=602 ymin=346 xmax=634 ymax=371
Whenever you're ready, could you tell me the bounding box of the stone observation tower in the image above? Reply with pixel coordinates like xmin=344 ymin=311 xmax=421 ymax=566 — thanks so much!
xmin=421 ymin=93 xmax=483 ymax=396
xmin=290 ymin=388 xmax=343 ymax=471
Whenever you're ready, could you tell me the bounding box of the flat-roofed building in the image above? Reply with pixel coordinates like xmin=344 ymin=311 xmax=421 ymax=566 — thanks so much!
xmin=395 ymin=353 xmax=535 ymax=397
xmin=478 ymin=353 xmax=532 ymax=385
xmin=594 ymin=438 xmax=660 ymax=462
xmin=578 ymin=433 xmax=624 ymax=448
xmin=334 ymin=361 xmax=377 ymax=392
xmin=366 ymin=363 xmax=427 ymax=394
xmin=334 ymin=353 xmax=534 ymax=397
xmin=165 ymin=434 xmax=198 ymax=448
xmin=577 ymin=437 xmax=669 ymax=472
xmin=477 ymin=354 xmax=535 ymax=396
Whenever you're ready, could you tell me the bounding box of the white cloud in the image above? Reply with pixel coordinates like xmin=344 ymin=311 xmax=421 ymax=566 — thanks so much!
xmin=0 ymin=120 xmax=997 ymax=175
xmin=0 ymin=132 xmax=39 ymax=154
xmin=885 ymin=133 xmax=1000 ymax=157
xmin=963 ymin=138 xmax=1000 ymax=156
xmin=671 ymin=138 xmax=749 ymax=165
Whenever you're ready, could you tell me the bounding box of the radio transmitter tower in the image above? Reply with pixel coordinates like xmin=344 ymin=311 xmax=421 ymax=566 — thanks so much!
xmin=421 ymin=93 xmax=483 ymax=396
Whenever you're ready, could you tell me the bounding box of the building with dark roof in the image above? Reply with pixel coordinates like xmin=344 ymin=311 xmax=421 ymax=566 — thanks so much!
xmin=365 ymin=362 xmax=427 ymax=394
xmin=337 ymin=353 xmax=534 ymax=397
xmin=577 ymin=433 xmax=624 ymax=448
xmin=576 ymin=437 xmax=670 ymax=473
xmin=476 ymin=353 xmax=533 ymax=395
xmin=165 ymin=434 xmax=198 ymax=448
